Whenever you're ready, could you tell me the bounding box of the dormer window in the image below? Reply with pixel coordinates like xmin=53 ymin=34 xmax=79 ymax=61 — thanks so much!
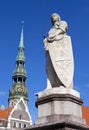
xmin=19 ymin=115 xmax=22 ymax=120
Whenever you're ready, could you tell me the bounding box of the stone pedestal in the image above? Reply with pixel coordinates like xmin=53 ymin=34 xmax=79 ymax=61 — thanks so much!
xmin=35 ymin=87 xmax=86 ymax=125
xmin=27 ymin=120 xmax=89 ymax=130
xmin=25 ymin=87 xmax=89 ymax=130
xmin=26 ymin=87 xmax=89 ymax=130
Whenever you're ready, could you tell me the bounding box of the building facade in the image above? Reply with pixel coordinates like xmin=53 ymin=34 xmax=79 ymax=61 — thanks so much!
xmin=0 ymin=23 xmax=32 ymax=129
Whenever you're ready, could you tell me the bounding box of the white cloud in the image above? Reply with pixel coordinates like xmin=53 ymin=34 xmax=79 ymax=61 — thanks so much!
xmin=85 ymin=84 xmax=89 ymax=88
xmin=74 ymin=85 xmax=80 ymax=90
xmin=74 ymin=83 xmax=89 ymax=89
xmin=0 ymin=91 xmax=6 ymax=96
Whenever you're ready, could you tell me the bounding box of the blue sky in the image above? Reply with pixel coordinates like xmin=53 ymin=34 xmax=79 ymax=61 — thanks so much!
xmin=0 ymin=0 xmax=89 ymax=123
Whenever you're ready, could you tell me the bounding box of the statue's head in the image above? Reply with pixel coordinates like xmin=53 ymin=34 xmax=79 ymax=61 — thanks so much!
xmin=51 ymin=13 xmax=61 ymax=25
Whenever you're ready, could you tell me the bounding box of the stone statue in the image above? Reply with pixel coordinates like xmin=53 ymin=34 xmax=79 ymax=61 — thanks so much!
xmin=44 ymin=13 xmax=74 ymax=89
xmin=47 ymin=13 xmax=68 ymax=42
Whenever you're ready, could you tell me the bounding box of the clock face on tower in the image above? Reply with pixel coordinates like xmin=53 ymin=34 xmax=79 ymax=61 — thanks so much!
xmin=17 ymin=87 xmax=23 ymax=92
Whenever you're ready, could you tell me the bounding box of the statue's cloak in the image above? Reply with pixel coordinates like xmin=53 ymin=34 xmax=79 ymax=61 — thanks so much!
xmin=48 ymin=36 xmax=74 ymax=88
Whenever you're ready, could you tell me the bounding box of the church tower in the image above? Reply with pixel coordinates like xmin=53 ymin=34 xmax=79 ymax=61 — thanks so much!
xmin=8 ymin=22 xmax=28 ymax=107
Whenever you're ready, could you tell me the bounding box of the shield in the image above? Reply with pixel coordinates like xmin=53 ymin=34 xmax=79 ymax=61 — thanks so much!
xmin=48 ymin=36 xmax=74 ymax=88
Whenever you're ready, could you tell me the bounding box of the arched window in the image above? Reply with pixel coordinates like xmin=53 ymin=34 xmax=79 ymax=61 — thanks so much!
xmin=13 ymin=122 xmax=16 ymax=127
xmin=19 ymin=123 xmax=21 ymax=128
xmin=23 ymin=124 xmax=27 ymax=128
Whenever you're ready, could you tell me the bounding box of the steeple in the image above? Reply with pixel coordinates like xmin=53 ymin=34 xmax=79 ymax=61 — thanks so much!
xmin=19 ymin=21 xmax=24 ymax=48
xmin=8 ymin=22 xmax=28 ymax=107
xmin=16 ymin=21 xmax=25 ymax=63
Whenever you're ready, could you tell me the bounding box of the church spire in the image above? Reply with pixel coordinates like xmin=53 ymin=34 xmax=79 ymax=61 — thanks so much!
xmin=19 ymin=21 xmax=24 ymax=48
xmin=8 ymin=22 xmax=28 ymax=107
xmin=16 ymin=21 xmax=25 ymax=63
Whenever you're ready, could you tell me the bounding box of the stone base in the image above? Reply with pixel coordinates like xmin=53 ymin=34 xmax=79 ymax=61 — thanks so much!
xmin=35 ymin=86 xmax=80 ymax=98
xmin=35 ymin=114 xmax=85 ymax=125
xmin=35 ymin=87 xmax=86 ymax=125
xmin=27 ymin=120 xmax=89 ymax=130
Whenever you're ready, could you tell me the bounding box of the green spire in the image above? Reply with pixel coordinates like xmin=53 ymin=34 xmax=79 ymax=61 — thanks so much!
xmin=13 ymin=22 xmax=27 ymax=83
xmin=8 ymin=22 xmax=28 ymax=107
xmin=16 ymin=21 xmax=25 ymax=62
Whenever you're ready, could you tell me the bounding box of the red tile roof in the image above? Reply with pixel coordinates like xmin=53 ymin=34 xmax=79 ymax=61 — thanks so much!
xmin=82 ymin=106 xmax=89 ymax=126
xmin=0 ymin=107 xmax=13 ymax=119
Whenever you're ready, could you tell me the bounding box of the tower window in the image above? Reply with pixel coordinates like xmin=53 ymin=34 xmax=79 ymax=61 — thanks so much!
xmin=20 ymin=62 xmax=22 ymax=65
xmin=17 ymin=62 xmax=19 ymax=66
xmin=14 ymin=78 xmax=17 ymax=83
xmin=23 ymin=79 xmax=25 ymax=83
xmin=18 ymin=77 xmax=22 ymax=83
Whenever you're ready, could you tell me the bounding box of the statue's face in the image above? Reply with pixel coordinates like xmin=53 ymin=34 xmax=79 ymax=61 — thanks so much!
xmin=51 ymin=13 xmax=60 ymax=24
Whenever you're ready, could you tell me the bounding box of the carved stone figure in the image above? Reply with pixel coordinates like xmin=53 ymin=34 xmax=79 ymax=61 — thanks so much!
xmin=47 ymin=13 xmax=68 ymax=42
xmin=44 ymin=13 xmax=74 ymax=89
